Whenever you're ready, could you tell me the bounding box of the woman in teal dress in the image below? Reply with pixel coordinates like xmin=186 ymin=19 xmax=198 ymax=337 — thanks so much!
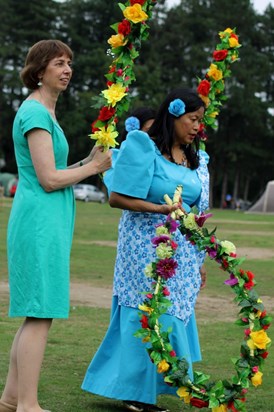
xmin=0 ymin=40 xmax=112 ymax=412
xmin=82 ymin=88 xmax=209 ymax=412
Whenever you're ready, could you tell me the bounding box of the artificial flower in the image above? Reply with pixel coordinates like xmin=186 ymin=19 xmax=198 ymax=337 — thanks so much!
xmin=155 ymin=243 xmax=174 ymax=259
xmin=118 ymin=19 xmax=131 ymax=36
xmin=249 ymin=329 xmax=271 ymax=350
xmin=151 ymin=235 xmax=171 ymax=246
xmin=208 ymin=111 xmax=219 ymax=118
xmin=207 ymin=63 xmax=223 ymax=81
xmin=182 ymin=213 xmax=198 ymax=230
xmin=125 ymin=116 xmax=141 ymax=132
xmin=177 ymin=387 xmax=191 ymax=404
xmin=224 ymin=273 xmax=239 ymax=286
xmin=98 ymin=106 xmax=116 ymax=121
xmin=155 ymin=224 xmax=170 ymax=235
xmin=212 ymin=405 xmax=228 ymax=412
xmin=123 ymin=4 xmax=148 ymax=24
xmin=157 ymin=359 xmax=170 ymax=373
xmin=145 ymin=263 xmax=154 ymax=278
xmin=138 ymin=303 xmax=153 ymax=314
xmin=229 ymin=33 xmax=240 ymax=48
xmin=155 ymin=258 xmax=178 ymax=279
xmin=220 ymin=240 xmax=236 ymax=255
xmin=199 ymin=94 xmax=210 ymax=107
xmin=107 ymin=33 xmax=128 ymax=48
xmin=163 ymin=287 xmax=170 ymax=296
xmin=140 ymin=314 xmax=149 ymax=328
xmin=102 ymin=83 xmax=127 ymax=107
xmin=130 ymin=0 xmax=146 ymax=4
xmin=197 ymin=79 xmax=211 ymax=96
xmin=166 ymin=215 xmax=180 ymax=233
xmin=190 ymin=398 xmax=209 ymax=408
xmin=89 ymin=124 xmax=118 ymax=150
xmin=168 ymin=98 xmax=186 ymax=117
xmin=213 ymin=49 xmax=228 ymax=61
xmin=195 ymin=212 xmax=213 ymax=227
xmin=251 ymin=371 xmax=263 ymax=387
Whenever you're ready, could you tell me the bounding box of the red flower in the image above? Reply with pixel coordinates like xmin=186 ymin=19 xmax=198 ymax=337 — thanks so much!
xmin=230 ymin=33 xmax=239 ymax=41
xmin=190 ymin=398 xmax=209 ymax=408
xmin=169 ymin=350 xmax=176 ymax=357
xmin=170 ymin=240 xmax=178 ymax=250
xmin=118 ymin=19 xmax=131 ymax=36
xmin=210 ymin=235 xmax=216 ymax=243
xmin=140 ymin=314 xmax=149 ymax=328
xmin=91 ymin=120 xmax=100 ymax=133
xmin=156 ymin=258 xmax=178 ymax=279
xmin=260 ymin=351 xmax=269 ymax=359
xmin=130 ymin=0 xmax=146 ymax=4
xmin=213 ymin=49 xmax=228 ymax=61
xmin=197 ymin=79 xmax=211 ymax=96
xmin=163 ymin=287 xmax=170 ymax=296
xmin=98 ymin=106 xmax=116 ymax=121
xmin=106 ymin=80 xmax=114 ymax=87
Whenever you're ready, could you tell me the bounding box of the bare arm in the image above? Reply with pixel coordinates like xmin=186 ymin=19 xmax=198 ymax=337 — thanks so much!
xmin=27 ymin=129 xmax=112 ymax=192
xmin=109 ymin=192 xmax=179 ymax=215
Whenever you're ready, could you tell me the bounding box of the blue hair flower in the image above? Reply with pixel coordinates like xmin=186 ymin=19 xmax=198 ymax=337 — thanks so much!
xmin=125 ymin=116 xmax=141 ymax=132
xmin=168 ymin=99 xmax=186 ymax=117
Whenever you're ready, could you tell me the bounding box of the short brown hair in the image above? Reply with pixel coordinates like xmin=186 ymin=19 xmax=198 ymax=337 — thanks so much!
xmin=20 ymin=40 xmax=73 ymax=90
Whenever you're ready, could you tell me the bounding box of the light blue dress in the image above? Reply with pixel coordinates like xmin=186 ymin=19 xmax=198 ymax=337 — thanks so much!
xmin=8 ymin=100 xmax=75 ymax=319
xmin=82 ymin=131 xmax=209 ymax=403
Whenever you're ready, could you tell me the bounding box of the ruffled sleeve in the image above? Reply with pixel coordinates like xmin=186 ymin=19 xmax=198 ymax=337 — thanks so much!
xmin=103 ymin=148 xmax=119 ymax=197
xmin=110 ymin=130 xmax=156 ymax=199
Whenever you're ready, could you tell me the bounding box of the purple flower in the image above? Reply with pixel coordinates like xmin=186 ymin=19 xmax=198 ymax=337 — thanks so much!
xmin=224 ymin=273 xmax=239 ymax=286
xmin=195 ymin=212 xmax=213 ymax=227
xmin=206 ymin=246 xmax=217 ymax=259
xmin=156 ymin=258 xmax=178 ymax=279
xmin=151 ymin=235 xmax=170 ymax=247
xmin=166 ymin=215 xmax=180 ymax=233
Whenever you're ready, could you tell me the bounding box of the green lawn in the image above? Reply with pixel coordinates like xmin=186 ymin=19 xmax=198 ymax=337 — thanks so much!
xmin=0 ymin=198 xmax=274 ymax=412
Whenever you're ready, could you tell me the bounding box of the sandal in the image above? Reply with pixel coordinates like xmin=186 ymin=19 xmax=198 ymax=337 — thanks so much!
xmin=123 ymin=400 xmax=145 ymax=412
xmin=0 ymin=400 xmax=17 ymax=412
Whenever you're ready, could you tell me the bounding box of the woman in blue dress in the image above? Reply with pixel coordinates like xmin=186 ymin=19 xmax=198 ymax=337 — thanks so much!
xmin=82 ymin=88 xmax=209 ymax=412
xmin=0 ymin=40 xmax=112 ymax=412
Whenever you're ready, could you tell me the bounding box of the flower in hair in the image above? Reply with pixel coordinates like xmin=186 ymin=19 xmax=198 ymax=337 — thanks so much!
xmin=125 ymin=116 xmax=140 ymax=132
xmin=168 ymin=99 xmax=186 ymax=117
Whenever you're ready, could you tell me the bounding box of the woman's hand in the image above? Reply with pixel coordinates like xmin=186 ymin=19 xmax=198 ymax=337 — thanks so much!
xmin=200 ymin=264 xmax=207 ymax=289
xmin=91 ymin=147 xmax=112 ymax=174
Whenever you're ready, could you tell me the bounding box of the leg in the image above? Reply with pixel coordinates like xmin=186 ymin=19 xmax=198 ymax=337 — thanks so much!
xmin=1 ymin=318 xmax=52 ymax=412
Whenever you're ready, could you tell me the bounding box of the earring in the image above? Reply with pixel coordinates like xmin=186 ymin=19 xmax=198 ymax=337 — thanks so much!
xmin=38 ymin=80 xmax=42 ymax=86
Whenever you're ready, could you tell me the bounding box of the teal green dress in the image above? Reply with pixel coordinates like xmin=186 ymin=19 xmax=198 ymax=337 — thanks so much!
xmin=7 ymin=100 xmax=75 ymax=319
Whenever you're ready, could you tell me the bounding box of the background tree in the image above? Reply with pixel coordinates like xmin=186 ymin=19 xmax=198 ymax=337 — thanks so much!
xmin=0 ymin=0 xmax=273 ymax=206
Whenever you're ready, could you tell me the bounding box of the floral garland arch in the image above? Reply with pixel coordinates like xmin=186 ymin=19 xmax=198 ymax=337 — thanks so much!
xmin=86 ymin=1 xmax=271 ymax=411
xmin=135 ymin=186 xmax=272 ymax=411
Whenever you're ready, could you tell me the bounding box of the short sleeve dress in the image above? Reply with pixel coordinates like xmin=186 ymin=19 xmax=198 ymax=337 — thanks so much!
xmin=82 ymin=131 xmax=210 ymax=404
xmin=7 ymin=100 xmax=75 ymax=319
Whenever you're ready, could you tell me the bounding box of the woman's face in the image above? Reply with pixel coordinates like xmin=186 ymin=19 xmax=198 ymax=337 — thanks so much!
xmin=40 ymin=53 xmax=72 ymax=92
xmin=173 ymin=107 xmax=204 ymax=146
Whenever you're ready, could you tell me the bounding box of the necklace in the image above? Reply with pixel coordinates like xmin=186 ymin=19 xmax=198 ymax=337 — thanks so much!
xmin=169 ymin=149 xmax=188 ymax=167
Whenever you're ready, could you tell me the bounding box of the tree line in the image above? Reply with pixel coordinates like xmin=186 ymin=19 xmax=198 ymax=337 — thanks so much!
xmin=0 ymin=0 xmax=273 ymax=207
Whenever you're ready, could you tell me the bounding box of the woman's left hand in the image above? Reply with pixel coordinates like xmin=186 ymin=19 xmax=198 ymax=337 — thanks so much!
xmin=200 ymin=264 xmax=207 ymax=289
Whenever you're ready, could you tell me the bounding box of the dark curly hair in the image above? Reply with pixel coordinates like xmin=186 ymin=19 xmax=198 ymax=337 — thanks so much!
xmin=20 ymin=40 xmax=73 ymax=90
xmin=148 ymin=88 xmax=205 ymax=170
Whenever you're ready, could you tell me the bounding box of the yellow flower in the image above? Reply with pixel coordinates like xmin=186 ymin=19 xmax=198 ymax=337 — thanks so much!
xmin=208 ymin=111 xmax=219 ymax=118
xmin=142 ymin=336 xmax=150 ymax=343
xmin=199 ymin=94 xmax=210 ymax=107
xmin=177 ymin=387 xmax=191 ymax=404
xmin=107 ymin=33 xmax=128 ymax=48
xmin=138 ymin=304 xmax=153 ymax=314
xmin=249 ymin=329 xmax=271 ymax=350
xmin=207 ymin=64 xmax=223 ymax=81
xmin=220 ymin=240 xmax=236 ymax=255
xmin=89 ymin=124 xmax=118 ymax=150
xmin=251 ymin=371 xmax=263 ymax=387
xmin=229 ymin=37 xmax=240 ymax=48
xmin=155 ymin=226 xmax=170 ymax=236
xmin=102 ymin=83 xmax=127 ymax=107
xmin=123 ymin=4 xmax=148 ymax=23
xmin=144 ymin=263 xmax=154 ymax=278
xmin=156 ymin=243 xmax=173 ymax=259
xmin=157 ymin=359 xmax=170 ymax=373
xmin=212 ymin=405 xmax=228 ymax=412
xmin=183 ymin=213 xmax=198 ymax=230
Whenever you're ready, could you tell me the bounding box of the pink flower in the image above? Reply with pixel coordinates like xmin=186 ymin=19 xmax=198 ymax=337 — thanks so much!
xmin=224 ymin=273 xmax=239 ymax=286
xmin=166 ymin=215 xmax=180 ymax=232
xmin=151 ymin=235 xmax=170 ymax=247
xmin=156 ymin=258 xmax=178 ymax=279
xmin=195 ymin=212 xmax=213 ymax=227
xmin=146 ymin=293 xmax=153 ymax=299
xmin=252 ymin=366 xmax=259 ymax=373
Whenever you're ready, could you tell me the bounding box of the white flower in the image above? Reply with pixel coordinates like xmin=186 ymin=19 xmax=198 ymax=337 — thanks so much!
xmin=220 ymin=240 xmax=236 ymax=254
xmin=156 ymin=244 xmax=173 ymax=259
xmin=144 ymin=263 xmax=154 ymax=278
xmin=156 ymin=225 xmax=170 ymax=236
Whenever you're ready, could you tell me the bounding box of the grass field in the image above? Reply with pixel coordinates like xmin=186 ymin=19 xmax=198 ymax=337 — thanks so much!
xmin=0 ymin=198 xmax=274 ymax=412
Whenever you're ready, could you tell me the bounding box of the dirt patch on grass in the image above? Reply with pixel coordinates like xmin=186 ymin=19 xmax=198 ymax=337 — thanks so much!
xmin=1 ymin=281 xmax=273 ymax=322
xmin=75 ymin=240 xmax=274 ymax=260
